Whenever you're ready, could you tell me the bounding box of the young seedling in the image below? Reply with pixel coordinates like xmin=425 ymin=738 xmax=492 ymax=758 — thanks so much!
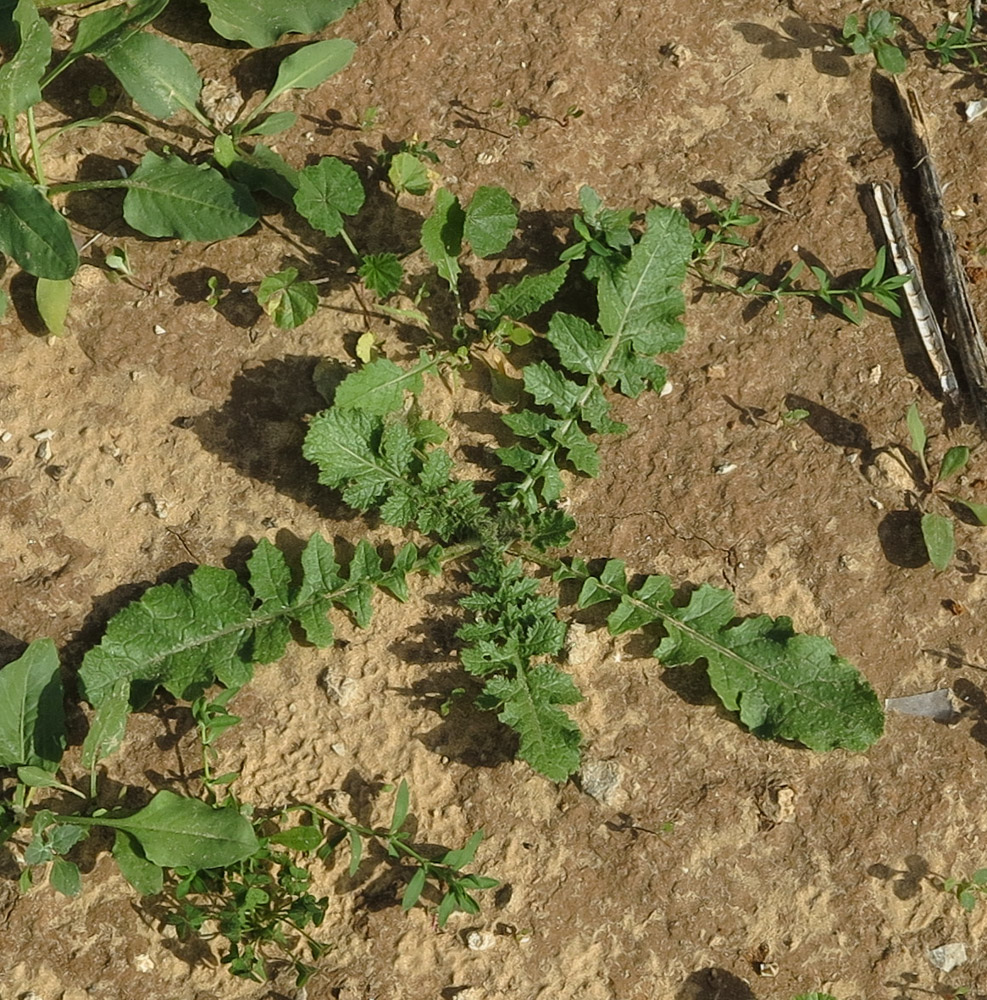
xmin=927 ymin=5 xmax=987 ymax=68
xmin=904 ymin=404 xmax=987 ymax=570
xmin=941 ymin=867 xmax=987 ymax=912
xmin=842 ymin=10 xmax=908 ymax=74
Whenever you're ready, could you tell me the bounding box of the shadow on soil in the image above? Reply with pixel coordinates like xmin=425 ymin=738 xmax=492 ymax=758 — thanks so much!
xmin=732 ymin=18 xmax=849 ymax=76
xmin=867 ymin=854 xmax=934 ymax=900
xmin=677 ymin=967 xmax=756 ymax=1000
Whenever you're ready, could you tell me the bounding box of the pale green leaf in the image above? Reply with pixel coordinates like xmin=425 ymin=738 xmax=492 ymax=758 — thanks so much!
xmin=921 ymin=512 xmax=954 ymax=570
xmin=939 ymin=445 xmax=969 ymax=483
xmin=0 ymin=638 xmax=65 ymax=771
xmin=104 ymin=32 xmax=202 ymax=120
xmin=267 ymin=39 xmax=356 ymax=104
xmin=204 ymin=0 xmax=358 ymax=48
xmin=334 ymin=356 xmax=427 ymax=415
xmin=50 ymin=857 xmax=81 ymax=897
xmin=256 ymin=268 xmax=318 ymax=328
xmin=906 ymin=403 xmax=928 ymax=477
xmin=123 ymin=150 xmax=258 ymax=240
xmin=35 ymin=276 xmax=72 ymax=335
xmin=81 ymin=679 xmax=129 ymax=770
xmin=388 ymin=152 xmax=430 ymax=195
xmin=65 ymin=0 xmax=168 ymax=63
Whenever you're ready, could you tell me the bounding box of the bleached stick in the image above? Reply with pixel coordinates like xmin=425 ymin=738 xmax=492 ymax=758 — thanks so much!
xmin=871 ymin=181 xmax=959 ymax=403
xmin=895 ymin=79 xmax=987 ymax=429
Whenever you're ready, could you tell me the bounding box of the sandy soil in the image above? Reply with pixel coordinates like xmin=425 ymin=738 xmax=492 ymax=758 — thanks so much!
xmin=5 ymin=0 xmax=987 ymax=998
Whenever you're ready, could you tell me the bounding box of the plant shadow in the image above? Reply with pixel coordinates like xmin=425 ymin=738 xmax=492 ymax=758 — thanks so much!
xmin=733 ymin=18 xmax=850 ymax=76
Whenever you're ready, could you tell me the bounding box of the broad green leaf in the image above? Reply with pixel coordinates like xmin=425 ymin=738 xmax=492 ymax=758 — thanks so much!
xmin=81 ymin=679 xmax=130 ymax=770
xmin=359 ymin=252 xmax=403 ymax=297
xmin=388 ymin=152 xmax=430 ymax=196
xmin=0 ymin=178 xmax=78 ymax=278
xmin=50 ymin=857 xmax=82 ymax=897
xmin=203 ymin=0 xmax=358 ymax=48
xmin=0 ymin=638 xmax=65 ymax=771
xmin=104 ymin=32 xmax=202 ymax=120
xmin=112 ymin=830 xmax=163 ymax=896
xmin=15 ymin=766 xmax=79 ymax=794
xmin=293 ymin=156 xmax=364 ymax=238
xmin=247 ymin=537 xmax=291 ymax=608
xmin=921 ymin=512 xmax=954 ymax=570
xmin=256 ymin=267 xmax=318 ymax=329
xmin=35 ymin=276 xmax=71 ymax=335
xmin=421 ymin=188 xmax=464 ymax=292
xmin=267 ymin=39 xmax=356 ymax=105
xmin=938 ymin=445 xmax=970 ymax=483
xmin=464 ymin=186 xmax=516 ymax=258
xmin=483 ymin=667 xmax=583 ymax=781
xmin=89 ymin=790 xmax=259 ymax=869
xmin=65 ymin=0 xmax=168 ymax=63
xmin=334 ymin=356 xmax=428 ymax=415
xmin=0 ymin=0 xmax=51 ymax=123
xmin=597 ymin=205 xmax=692 ymax=354
xmin=347 ymin=828 xmax=362 ymax=875
xmin=78 ymin=564 xmax=256 ymax=708
xmin=227 ymin=142 xmax=299 ymax=203
xmin=649 ymin=583 xmax=883 ymax=750
xmin=440 ymin=829 xmax=484 ymax=869
xmin=123 ymin=151 xmax=258 ymax=240
xmin=477 ymin=263 xmax=569 ymax=323
xmin=267 ymin=824 xmax=323 ymax=852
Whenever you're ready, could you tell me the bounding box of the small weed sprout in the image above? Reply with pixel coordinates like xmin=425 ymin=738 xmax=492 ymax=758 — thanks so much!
xmin=842 ymin=10 xmax=907 ymax=73
xmin=903 ymin=404 xmax=987 ymax=570
xmin=942 ymin=867 xmax=987 ymax=912
xmin=927 ymin=6 xmax=987 ymax=68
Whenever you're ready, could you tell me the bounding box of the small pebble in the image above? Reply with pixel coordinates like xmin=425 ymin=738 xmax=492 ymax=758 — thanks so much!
xmin=133 ymin=953 xmax=155 ymax=973
xmin=153 ymin=324 xmax=166 ymax=335
xmin=714 ymin=462 xmax=737 ymax=475
xmin=32 ymin=428 xmax=55 ymax=441
xmin=0 ymin=456 xmax=11 ymax=471
xmin=466 ymin=930 xmax=496 ymax=951
xmin=36 ymin=440 xmax=52 ymax=462
xmin=46 ymin=465 xmax=67 ymax=481
xmin=0 ymin=431 xmax=10 ymax=442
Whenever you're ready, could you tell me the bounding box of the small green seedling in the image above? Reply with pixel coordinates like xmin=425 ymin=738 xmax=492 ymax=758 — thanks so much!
xmin=942 ymin=867 xmax=987 ymax=912
xmin=904 ymin=404 xmax=987 ymax=571
xmin=842 ymin=10 xmax=908 ymax=74
xmin=927 ymin=5 xmax=987 ymax=68
xmin=692 ymin=197 xmax=760 ymax=259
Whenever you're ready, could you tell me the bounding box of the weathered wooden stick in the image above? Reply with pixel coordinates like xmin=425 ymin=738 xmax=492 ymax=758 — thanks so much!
xmin=893 ymin=79 xmax=987 ymax=429
xmin=871 ymin=181 xmax=960 ymax=403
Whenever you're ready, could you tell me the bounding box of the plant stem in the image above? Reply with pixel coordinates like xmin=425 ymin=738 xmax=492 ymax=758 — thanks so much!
xmin=26 ymin=107 xmax=45 ymax=186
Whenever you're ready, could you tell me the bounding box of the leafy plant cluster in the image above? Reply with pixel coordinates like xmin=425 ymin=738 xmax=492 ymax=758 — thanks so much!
xmin=1 ymin=633 xmax=497 ymax=986
xmin=902 ymin=404 xmax=987 ymax=570
xmin=841 ymin=5 xmax=987 ymax=75
xmin=0 ymin=0 xmax=361 ymax=328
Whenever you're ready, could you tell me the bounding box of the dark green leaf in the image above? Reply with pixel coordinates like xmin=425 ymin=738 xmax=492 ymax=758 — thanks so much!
xmin=293 ymin=156 xmax=364 ymax=237
xmin=477 ymin=263 xmax=569 ymax=323
xmin=123 ymin=151 xmax=258 ymax=240
xmin=94 ymin=790 xmax=259 ymax=869
xmin=66 ymin=0 xmax=169 ymax=63
xmin=939 ymin=445 xmax=970 ymax=483
xmin=242 ymin=110 xmax=297 ymax=136
xmin=389 ymin=779 xmax=410 ymax=833
xmin=0 ymin=637 xmax=65 ymax=771
xmin=267 ymin=824 xmax=323 ymax=852
xmin=112 ymin=830 xmax=164 ymax=895
xmin=0 ymin=0 xmax=51 ymax=122
xmin=420 ymin=188 xmax=464 ymax=291
xmin=359 ymin=252 xmax=403 ymax=297
xmin=227 ymin=142 xmax=299 ymax=203
xmin=463 ymin=185 xmax=516 ymax=257
xmin=0 ymin=177 xmax=78 ymax=278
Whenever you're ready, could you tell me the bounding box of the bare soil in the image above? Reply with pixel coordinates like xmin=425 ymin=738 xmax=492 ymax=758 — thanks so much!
xmin=5 ymin=1 xmax=987 ymax=998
